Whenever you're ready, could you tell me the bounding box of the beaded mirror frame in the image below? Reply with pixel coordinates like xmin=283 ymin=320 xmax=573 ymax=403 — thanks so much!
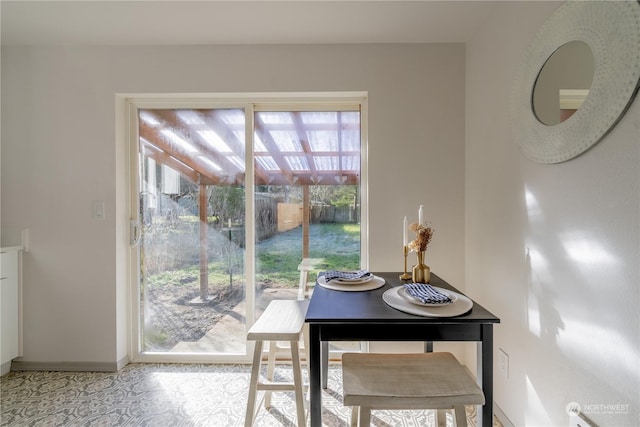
xmin=511 ymin=1 xmax=640 ymax=164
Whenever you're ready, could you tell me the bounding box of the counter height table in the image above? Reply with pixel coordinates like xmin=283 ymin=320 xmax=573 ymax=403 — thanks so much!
xmin=305 ymin=272 xmax=500 ymax=427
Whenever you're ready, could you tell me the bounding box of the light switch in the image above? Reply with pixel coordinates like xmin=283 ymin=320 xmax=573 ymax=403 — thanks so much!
xmin=92 ymin=200 xmax=105 ymax=220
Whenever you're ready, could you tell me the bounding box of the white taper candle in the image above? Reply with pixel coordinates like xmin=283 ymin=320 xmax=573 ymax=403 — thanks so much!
xmin=403 ymin=216 xmax=408 ymax=246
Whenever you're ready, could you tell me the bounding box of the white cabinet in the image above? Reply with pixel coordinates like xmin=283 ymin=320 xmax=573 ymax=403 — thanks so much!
xmin=1 ymin=248 xmax=21 ymax=372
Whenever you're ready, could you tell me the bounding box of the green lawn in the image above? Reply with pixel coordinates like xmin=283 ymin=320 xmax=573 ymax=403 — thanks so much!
xmin=146 ymin=223 xmax=361 ymax=289
xmin=256 ymin=223 xmax=360 ymax=285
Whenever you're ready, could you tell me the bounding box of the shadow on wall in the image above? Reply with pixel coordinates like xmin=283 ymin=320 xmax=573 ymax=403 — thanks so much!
xmin=519 ymin=185 xmax=637 ymax=425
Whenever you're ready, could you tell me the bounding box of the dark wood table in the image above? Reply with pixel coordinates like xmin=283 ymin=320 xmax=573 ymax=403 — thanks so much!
xmin=305 ymin=272 xmax=500 ymax=427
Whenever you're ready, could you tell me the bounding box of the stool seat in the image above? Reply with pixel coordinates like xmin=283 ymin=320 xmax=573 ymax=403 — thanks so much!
xmin=245 ymin=299 xmax=310 ymax=427
xmin=247 ymin=299 xmax=309 ymax=341
xmin=342 ymin=352 xmax=485 ymax=427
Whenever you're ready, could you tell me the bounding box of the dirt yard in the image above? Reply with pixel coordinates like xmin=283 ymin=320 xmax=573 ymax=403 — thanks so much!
xmin=144 ymin=279 xmax=299 ymax=350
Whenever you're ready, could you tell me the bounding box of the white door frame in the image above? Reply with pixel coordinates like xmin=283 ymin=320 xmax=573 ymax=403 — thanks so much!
xmin=120 ymin=92 xmax=368 ymax=364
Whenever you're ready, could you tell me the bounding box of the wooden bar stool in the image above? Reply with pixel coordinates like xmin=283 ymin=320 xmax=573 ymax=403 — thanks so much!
xmin=245 ymin=299 xmax=310 ymax=427
xmin=342 ymin=352 xmax=485 ymax=427
xmin=297 ymin=258 xmax=325 ymax=299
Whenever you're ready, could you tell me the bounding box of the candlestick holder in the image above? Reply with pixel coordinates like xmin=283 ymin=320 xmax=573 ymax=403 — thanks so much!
xmin=399 ymin=245 xmax=412 ymax=280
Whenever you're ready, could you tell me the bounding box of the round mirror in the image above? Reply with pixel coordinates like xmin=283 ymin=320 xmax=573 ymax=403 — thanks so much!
xmin=532 ymin=41 xmax=594 ymax=126
xmin=511 ymin=1 xmax=640 ymax=164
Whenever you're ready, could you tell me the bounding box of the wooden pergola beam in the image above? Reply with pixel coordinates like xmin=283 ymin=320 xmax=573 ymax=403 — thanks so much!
xmin=199 ymin=183 xmax=210 ymax=301
xmin=140 ymin=140 xmax=201 ymax=184
xmin=303 ymin=185 xmax=310 ymax=258
xmin=254 ymin=115 xmax=298 ymax=184
xmin=153 ymin=109 xmax=245 ymax=178
xmin=139 ymin=123 xmax=230 ymax=185
xmin=141 ymin=109 xmax=361 ymax=187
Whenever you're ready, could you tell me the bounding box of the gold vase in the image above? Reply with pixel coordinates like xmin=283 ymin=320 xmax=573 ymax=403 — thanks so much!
xmin=412 ymin=251 xmax=431 ymax=283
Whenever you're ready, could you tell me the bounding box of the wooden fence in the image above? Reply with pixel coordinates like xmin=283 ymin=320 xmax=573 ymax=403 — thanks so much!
xmin=277 ymin=203 xmax=303 ymax=232
xmin=310 ymin=205 xmax=357 ymax=223
xmin=256 ymin=196 xmax=358 ymax=241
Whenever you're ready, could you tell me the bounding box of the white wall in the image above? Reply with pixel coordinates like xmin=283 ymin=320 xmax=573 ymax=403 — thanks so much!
xmin=466 ymin=2 xmax=639 ymax=426
xmin=1 ymin=44 xmax=466 ymax=366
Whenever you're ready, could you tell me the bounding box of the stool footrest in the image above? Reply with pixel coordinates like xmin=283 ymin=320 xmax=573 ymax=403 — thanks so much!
xmin=257 ymin=381 xmax=309 ymax=391
xmin=257 ymin=381 xmax=296 ymax=391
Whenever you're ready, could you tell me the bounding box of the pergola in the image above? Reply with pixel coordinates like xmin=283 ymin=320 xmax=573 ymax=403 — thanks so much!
xmin=139 ymin=108 xmax=361 ymax=300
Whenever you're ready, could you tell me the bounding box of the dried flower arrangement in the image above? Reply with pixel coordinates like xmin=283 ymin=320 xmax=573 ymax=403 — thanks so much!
xmin=408 ymin=223 xmax=434 ymax=252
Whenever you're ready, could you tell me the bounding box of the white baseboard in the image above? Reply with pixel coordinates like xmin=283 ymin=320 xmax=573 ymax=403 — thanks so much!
xmin=1 ymin=361 xmax=12 ymax=376
xmin=11 ymin=356 xmax=129 ymax=373
xmin=494 ymin=402 xmax=515 ymax=427
xmin=117 ymin=355 xmax=130 ymax=370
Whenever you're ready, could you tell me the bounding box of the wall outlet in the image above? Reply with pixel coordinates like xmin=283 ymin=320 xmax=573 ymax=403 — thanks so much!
xmin=499 ymin=348 xmax=509 ymax=379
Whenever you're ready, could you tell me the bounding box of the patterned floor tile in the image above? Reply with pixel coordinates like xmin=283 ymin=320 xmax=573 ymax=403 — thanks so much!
xmin=1 ymin=363 xmax=502 ymax=427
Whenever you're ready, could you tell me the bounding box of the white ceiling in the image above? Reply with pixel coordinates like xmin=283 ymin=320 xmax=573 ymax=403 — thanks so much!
xmin=1 ymin=1 xmax=499 ymax=46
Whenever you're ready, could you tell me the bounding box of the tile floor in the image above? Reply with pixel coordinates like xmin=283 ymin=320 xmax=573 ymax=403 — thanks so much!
xmin=1 ymin=363 xmax=502 ymax=427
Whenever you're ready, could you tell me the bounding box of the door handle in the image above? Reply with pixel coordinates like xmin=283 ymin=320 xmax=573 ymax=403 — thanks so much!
xmin=130 ymin=219 xmax=141 ymax=247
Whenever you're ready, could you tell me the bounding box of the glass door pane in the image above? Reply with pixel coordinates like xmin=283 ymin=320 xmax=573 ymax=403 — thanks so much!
xmin=253 ymin=110 xmax=362 ymax=327
xmin=137 ymin=108 xmax=246 ymax=356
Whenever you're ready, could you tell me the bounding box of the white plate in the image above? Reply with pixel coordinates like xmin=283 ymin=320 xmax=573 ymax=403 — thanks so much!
xmin=398 ymin=286 xmax=456 ymax=307
xmin=333 ymin=275 xmax=373 ymax=285
xmin=318 ymin=275 xmax=385 ymax=292
xmin=383 ymin=286 xmax=473 ymax=317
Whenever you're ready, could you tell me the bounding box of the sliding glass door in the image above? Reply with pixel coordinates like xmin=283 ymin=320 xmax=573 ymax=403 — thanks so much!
xmin=133 ymin=107 xmax=248 ymax=360
xmin=127 ymin=94 xmax=367 ymax=362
